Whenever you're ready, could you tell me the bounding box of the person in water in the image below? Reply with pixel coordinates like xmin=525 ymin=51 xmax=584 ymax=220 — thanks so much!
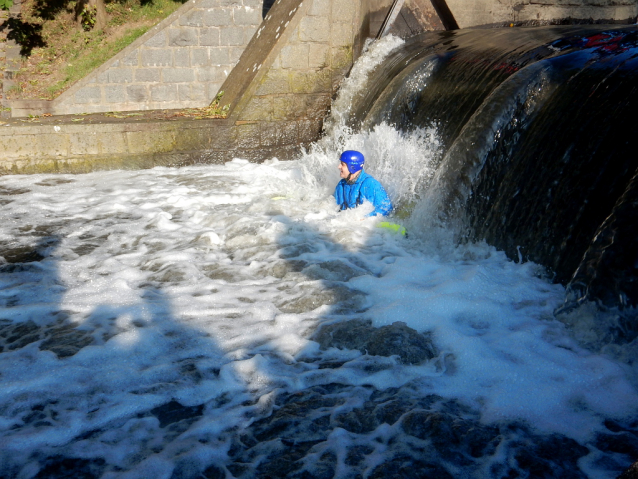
xmin=334 ymin=150 xmax=393 ymax=217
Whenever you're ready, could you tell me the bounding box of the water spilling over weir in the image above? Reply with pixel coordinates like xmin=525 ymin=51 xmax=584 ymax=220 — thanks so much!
xmin=1 ymin=26 xmax=638 ymax=479
xmin=346 ymin=25 xmax=638 ymax=348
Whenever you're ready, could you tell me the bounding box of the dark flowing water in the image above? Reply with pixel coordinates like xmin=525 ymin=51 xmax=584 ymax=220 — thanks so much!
xmin=350 ymin=25 xmax=638 ymax=350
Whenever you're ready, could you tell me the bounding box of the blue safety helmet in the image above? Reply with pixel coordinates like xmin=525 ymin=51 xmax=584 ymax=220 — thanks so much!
xmin=340 ymin=150 xmax=365 ymax=174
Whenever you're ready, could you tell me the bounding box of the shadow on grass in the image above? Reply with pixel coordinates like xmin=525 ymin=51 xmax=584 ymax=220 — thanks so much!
xmin=0 ymin=17 xmax=46 ymax=56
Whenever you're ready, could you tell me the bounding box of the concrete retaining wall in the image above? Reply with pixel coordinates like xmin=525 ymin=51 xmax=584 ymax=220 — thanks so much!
xmin=9 ymin=0 xmax=265 ymax=117
xmin=1 ymin=0 xmax=386 ymax=174
xmin=447 ymin=0 xmax=638 ymax=28
xmin=222 ymin=0 xmax=366 ymax=124
xmin=0 ymin=115 xmax=308 ymax=174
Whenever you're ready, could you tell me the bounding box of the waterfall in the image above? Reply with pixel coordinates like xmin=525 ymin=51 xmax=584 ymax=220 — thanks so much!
xmin=340 ymin=26 xmax=638 ymax=347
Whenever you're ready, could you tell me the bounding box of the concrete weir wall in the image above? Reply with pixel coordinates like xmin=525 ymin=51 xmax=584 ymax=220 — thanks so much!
xmin=447 ymin=0 xmax=638 ymax=28
xmin=0 ymin=113 xmax=304 ymax=174
xmin=0 ymin=118 xmax=251 ymax=174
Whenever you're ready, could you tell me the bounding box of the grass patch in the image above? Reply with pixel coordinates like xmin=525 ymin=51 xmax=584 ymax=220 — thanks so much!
xmin=5 ymin=0 xmax=185 ymax=100
xmin=49 ymin=25 xmax=148 ymax=95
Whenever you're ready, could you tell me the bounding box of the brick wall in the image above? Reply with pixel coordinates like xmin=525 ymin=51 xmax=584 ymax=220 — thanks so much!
xmin=10 ymin=0 xmax=265 ymax=116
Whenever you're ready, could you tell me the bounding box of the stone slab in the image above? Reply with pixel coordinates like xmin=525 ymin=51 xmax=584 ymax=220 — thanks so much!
xmin=0 ymin=113 xmax=323 ymax=175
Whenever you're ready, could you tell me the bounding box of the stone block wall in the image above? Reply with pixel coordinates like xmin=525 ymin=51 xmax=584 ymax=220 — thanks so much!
xmin=10 ymin=0 xmax=265 ymax=117
xmin=1 ymin=0 xmax=388 ymax=172
xmin=216 ymin=0 xmax=378 ymax=156
xmin=237 ymin=0 xmax=361 ymax=123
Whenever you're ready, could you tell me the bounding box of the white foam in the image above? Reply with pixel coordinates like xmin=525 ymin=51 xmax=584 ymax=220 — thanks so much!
xmin=1 ymin=145 xmax=636 ymax=477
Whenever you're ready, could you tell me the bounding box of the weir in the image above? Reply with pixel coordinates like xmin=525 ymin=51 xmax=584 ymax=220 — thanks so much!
xmin=344 ymin=26 xmax=638 ymax=334
xmin=1 ymin=2 xmax=638 ymax=479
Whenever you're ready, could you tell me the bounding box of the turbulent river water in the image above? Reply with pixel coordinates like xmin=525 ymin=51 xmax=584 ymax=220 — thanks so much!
xmin=1 ymin=29 xmax=638 ymax=479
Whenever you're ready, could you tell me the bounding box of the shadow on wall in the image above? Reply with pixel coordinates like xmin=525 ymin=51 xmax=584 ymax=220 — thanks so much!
xmin=262 ymin=0 xmax=275 ymax=18
xmin=430 ymin=0 xmax=459 ymax=30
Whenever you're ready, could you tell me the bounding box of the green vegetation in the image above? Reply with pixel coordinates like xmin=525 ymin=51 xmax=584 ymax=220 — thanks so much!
xmin=47 ymin=24 xmax=148 ymax=96
xmin=2 ymin=0 xmax=185 ymax=99
xmin=181 ymin=91 xmax=229 ymax=118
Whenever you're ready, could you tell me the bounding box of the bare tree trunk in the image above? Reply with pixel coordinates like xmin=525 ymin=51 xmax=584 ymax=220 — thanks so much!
xmin=91 ymin=0 xmax=107 ymax=31
xmin=75 ymin=0 xmax=107 ymax=31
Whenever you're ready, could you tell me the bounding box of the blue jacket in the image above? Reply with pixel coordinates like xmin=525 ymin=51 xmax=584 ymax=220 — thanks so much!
xmin=334 ymin=170 xmax=393 ymax=217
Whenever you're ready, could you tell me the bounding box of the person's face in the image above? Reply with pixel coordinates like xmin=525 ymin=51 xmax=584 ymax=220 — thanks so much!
xmin=339 ymin=161 xmax=350 ymax=179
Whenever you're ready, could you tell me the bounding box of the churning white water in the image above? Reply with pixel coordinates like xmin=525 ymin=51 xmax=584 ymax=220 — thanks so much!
xmin=0 ymin=36 xmax=636 ymax=479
